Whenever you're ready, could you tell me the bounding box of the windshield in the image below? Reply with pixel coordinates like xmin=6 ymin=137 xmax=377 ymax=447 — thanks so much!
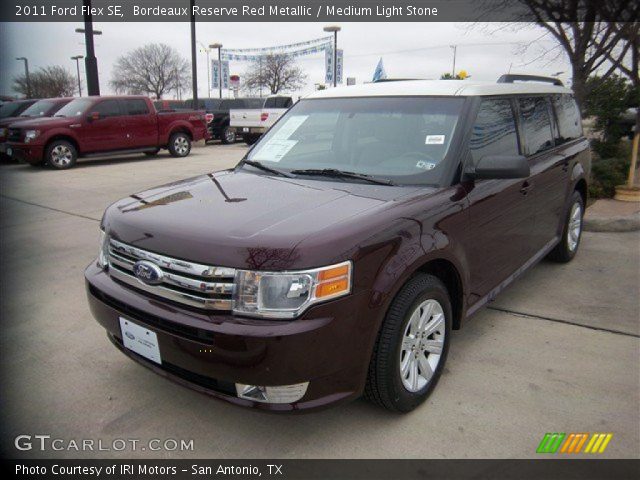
xmin=20 ymin=100 xmax=60 ymax=117
xmin=247 ymin=97 xmax=464 ymax=186
xmin=54 ymin=98 xmax=94 ymax=117
xmin=0 ymin=102 xmax=26 ymax=119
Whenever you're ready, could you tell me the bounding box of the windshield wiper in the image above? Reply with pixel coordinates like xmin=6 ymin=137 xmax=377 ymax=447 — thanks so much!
xmin=291 ymin=168 xmax=395 ymax=186
xmin=240 ymin=159 xmax=295 ymax=178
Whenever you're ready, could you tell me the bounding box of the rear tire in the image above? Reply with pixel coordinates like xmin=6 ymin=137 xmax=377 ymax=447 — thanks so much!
xmin=364 ymin=274 xmax=451 ymax=412
xmin=168 ymin=132 xmax=191 ymax=157
xmin=547 ymin=191 xmax=584 ymax=263
xmin=244 ymin=134 xmax=261 ymax=146
xmin=221 ymin=126 xmax=236 ymax=144
xmin=45 ymin=140 xmax=77 ymax=169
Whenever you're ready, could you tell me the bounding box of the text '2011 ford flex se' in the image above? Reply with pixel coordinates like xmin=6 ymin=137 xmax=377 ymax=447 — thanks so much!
xmin=86 ymin=75 xmax=590 ymax=412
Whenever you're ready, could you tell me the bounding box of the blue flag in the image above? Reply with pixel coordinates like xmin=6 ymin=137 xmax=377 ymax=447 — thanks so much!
xmin=372 ymin=58 xmax=387 ymax=82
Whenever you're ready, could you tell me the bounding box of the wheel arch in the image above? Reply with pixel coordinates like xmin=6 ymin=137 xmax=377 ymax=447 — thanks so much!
xmin=45 ymin=135 xmax=80 ymax=156
xmin=574 ymin=177 xmax=588 ymax=206
xmin=414 ymin=258 xmax=464 ymax=330
xmin=169 ymin=126 xmax=194 ymax=140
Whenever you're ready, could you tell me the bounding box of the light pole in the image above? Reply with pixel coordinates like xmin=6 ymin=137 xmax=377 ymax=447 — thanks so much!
xmin=450 ymin=45 xmax=457 ymax=77
xmin=71 ymin=55 xmax=84 ymax=96
xmin=188 ymin=0 xmax=198 ymax=105
xmin=323 ymin=25 xmax=341 ymax=87
xmin=75 ymin=6 xmax=103 ymax=98
xmin=16 ymin=57 xmax=30 ymax=98
xmin=209 ymin=43 xmax=223 ymax=98
xmin=197 ymin=42 xmax=211 ymax=97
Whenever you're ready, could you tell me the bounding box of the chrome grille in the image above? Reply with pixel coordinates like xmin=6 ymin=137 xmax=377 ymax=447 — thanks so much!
xmin=107 ymin=238 xmax=235 ymax=310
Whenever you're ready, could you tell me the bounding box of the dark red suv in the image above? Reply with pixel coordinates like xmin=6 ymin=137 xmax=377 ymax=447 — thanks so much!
xmin=85 ymin=75 xmax=590 ymax=412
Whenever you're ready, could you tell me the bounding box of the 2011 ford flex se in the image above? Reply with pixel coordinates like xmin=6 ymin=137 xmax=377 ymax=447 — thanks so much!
xmin=86 ymin=75 xmax=590 ymax=412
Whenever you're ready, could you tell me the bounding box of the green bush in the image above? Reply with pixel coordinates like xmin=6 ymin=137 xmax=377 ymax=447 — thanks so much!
xmin=589 ymin=156 xmax=630 ymax=199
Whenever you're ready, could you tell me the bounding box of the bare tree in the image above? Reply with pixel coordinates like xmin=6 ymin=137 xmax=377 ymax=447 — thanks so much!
xmin=13 ymin=66 xmax=76 ymax=98
xmin=110 ymin=43 xmax=190 ymax=99
xmin=477 ymin=1 xmax=638 ymax=108
xmin=244 ymin=54 xmax=307 ymax=94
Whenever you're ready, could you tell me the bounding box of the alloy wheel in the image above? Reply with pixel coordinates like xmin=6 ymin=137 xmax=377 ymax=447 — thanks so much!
xmin=399 ymin=299 xmax=446 ymax=393
xmin=567 ymin=202 xmax=582 ymax=252
xmin=174 ymin=136 xmax=189 ymax=156
xmin=50 ymin=145 xmax=73 ymax=167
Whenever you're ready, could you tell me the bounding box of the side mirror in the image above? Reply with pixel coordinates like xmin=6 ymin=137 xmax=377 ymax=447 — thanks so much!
xmin=471 ymin=155 xmax=530 ymax=180
xmin=88 ymin=111 xmax=100 ymax=122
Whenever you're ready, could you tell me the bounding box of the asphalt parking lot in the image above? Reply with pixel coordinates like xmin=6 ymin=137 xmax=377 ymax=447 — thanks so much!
xmin=0 ymin=143 xmax=638 ymax=459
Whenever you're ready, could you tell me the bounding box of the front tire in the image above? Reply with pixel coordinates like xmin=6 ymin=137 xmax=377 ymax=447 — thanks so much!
xmin=547 ymin=191 xmax=584 ymax=263
xmin=168 ymin=132 xmax=191 ymax=157
xmin=365 ymin=274 xmax=452 ymax=412
xmin=45 ymin=140 xmax=77 ymax=169
xmin=221 ymin=126 xmax=236 ymax=144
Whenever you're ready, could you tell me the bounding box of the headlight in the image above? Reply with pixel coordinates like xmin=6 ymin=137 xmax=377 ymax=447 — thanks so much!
xmin=24 ymin=130 xmax=40 ymax=143
xmin=233 ymin=261 xmax=352 ymax=318
xmin=97 ymin=229 xmax=109 ymax=270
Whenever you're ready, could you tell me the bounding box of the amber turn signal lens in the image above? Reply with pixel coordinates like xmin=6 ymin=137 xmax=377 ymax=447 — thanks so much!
xmin=315 ymin=278 xmax=349 ymax=298
xmin=317 ymin=264 xmax=350 ymax=281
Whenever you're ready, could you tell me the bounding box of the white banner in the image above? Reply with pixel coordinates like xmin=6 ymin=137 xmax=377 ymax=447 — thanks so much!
xmin=212 ymin=60 xmax=230 ymax=89
xmin=325 ymin=48 xmax=344 ymax=85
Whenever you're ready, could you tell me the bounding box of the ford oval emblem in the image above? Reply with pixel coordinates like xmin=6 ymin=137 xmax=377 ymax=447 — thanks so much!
xmin=132 ymin=260 xmax=164 ymax=285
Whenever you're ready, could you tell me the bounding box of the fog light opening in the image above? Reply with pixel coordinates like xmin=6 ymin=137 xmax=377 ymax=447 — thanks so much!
xmin=236 ymin=382 xmax=309 ymax=404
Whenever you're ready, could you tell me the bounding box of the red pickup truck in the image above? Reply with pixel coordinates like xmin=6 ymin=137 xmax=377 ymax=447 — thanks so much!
xmin=6 ymin=95 xmax=210 ymax=169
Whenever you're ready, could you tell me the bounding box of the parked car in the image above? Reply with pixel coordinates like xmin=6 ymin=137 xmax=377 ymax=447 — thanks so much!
xmin=0 ymin=97 xmax=73 ymax=159
xmin=5 ymin=95 xmax=210 ymax=169
xmin=230 ymin=95 xmax=294 ymax=145
xmin=86 ymin=75 xmax=590 ymax=412
xmin=187 ymin=97 xmax=264 ymax=144
xmin=0 ymin=99 xmax=38 ymax=120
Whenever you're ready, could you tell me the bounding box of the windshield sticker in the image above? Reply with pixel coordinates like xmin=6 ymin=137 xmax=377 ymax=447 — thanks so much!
xmin=416 ymin=160 xmax=437 ymax=170
xmin=252 ymin=139 xmax=297 ymax=162
xmin=425 ymin=135 xmax=445 ymax=145
xmin=271 ymin=115 xmax=309 ymax=141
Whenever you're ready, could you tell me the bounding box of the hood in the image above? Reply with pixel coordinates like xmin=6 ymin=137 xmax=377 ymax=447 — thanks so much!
xmin=0 ymin=116 xmax=27 ymax=127
xmin=104 ymin=170 xmax=428 ymax=270
xmin=6 ymin=116 xmax=74 ymax=129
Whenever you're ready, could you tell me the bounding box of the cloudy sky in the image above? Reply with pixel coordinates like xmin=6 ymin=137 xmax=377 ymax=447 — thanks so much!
xmin=1 ymin=21 xmax=572 ymax=98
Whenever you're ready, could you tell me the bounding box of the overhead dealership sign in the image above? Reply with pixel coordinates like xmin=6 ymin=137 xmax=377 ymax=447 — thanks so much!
xmin=221 ymin=36 xmax=332 ymax=61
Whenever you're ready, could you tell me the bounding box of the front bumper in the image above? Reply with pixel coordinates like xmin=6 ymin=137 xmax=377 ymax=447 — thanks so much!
xmin=85 ymin=263 xmax=375 ymax=412
xmin=6 ymin=143 xmax=44 ymax=164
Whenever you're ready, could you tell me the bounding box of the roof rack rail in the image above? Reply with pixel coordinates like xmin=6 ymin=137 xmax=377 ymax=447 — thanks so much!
xmin=373 ymin=78 xmax=423 ymax=83
xmin=497 ymin=74 xmax=563 ymax=86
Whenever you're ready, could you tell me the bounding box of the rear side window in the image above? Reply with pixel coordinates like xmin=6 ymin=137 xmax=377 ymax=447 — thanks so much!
xmin=122 ymin=99 xmax=149 ymax=115
xmin=245 ymin=98 xmax=265 ymax=109
xmin=469 ymin=99 xmax=519 ymax=161
xmin=93 ymin=100 xmax=121 ymax=117
xmin=518 ymin=97 xmax=554 ymax=155
xmin=552 ymin=94 xmax=582 ymax=143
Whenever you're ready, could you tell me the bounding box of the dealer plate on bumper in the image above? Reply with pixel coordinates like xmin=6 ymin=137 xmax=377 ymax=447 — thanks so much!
xmin=119 ymin=317 xmax=161 ymax=365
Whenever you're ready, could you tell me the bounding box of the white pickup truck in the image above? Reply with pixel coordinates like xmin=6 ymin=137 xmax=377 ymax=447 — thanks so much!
xmin=230 ymin=96 xmax=294 ymax=145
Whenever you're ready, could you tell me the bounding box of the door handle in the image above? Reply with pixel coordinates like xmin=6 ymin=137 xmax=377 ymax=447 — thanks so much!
xmin=520 ymin=181 xmax=533 ymax=195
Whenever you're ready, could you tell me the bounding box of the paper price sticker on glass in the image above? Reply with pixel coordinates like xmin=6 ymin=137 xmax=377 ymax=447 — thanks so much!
xmin=252 ymin=115 xmax=308 ymax=162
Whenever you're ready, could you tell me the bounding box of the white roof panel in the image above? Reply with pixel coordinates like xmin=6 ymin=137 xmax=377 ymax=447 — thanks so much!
xmin=307 ymin=80 xmax=572 ymax=99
